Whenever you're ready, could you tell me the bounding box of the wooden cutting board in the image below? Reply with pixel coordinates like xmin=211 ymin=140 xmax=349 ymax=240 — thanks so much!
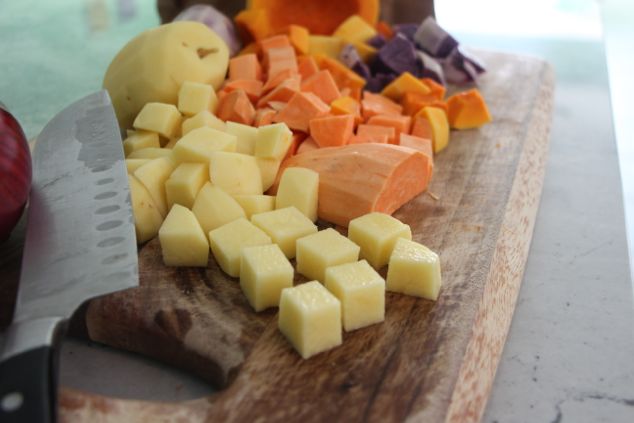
xmin=0 ymin=50 xmax=554 ymax=423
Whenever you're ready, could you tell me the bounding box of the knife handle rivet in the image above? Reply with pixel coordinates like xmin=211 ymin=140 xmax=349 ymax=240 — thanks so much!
xmin=1 ymin=391 xmax=23 ymax=413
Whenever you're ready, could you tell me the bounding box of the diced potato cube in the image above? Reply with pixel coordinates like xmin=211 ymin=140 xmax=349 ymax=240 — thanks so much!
xmin=208 ymin=218 xmax=272 ymax=277
xmin=165 ymin=163 xmax=208 ymax=209
xmin=251 ymin=207 xmax=317 ymax=259
xmin=192 ymin=182 xmax=246 ymax=234
xmin=133 ymin=157 xmax=176 ymax=217
xmin=182 ymin=110 xmax=226 ymax=136
xmin=172 ymin=127 xmax=237 ymax=164
xmin=158 ymin=204 xmax=209 ymax=267
xmin=225 ymin=121 xmax=258 ymax=155
xmin=126 ymin=159 xmax=150 ymax=174
xmin=209 ymin=152 xmax=263 ymax=195
xmin=348 ymin=212 xmax=412 ymax=269
xmin=275 ymin=167 xmax=319 ymax=222
xmin=164 ymin=137 xmax=179 ymax=149
xmin=127 ymin=148 xmax=173 ymax=159
xmin=133 ymin=102 xmax=182 ymax=139
xmin=386 ymin=238 xmax=442 ymax=300
xmin=255 ymin=123 xmax=292 ymax=160
xmin=308 ymin=35 xmax=343 ymax=59
xmin=123 ymin=131 xmax=160 ymax=157
xmin=178 ymin=81 xmax=218 ymax=116
xmin=296 ymin=228 xmax=360 ymax=282
xmin=256 ymin=157 xmax=281 ymax=191
xmin=324 ymin=260 xmax=385 ymax=331
xmin=128 ymin=174 xmax=164 ymax=244
xmin=233 ymin=195 xmax=275 ymax=219
xmin=278 ymin=281 xmax=342 ymax=359
xmin=240 ymin=244 xmax=294 ymax=312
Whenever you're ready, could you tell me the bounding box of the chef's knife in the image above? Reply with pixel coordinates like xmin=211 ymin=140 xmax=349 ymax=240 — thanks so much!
xmin=0 ymin=91 xmax=138 ymax=423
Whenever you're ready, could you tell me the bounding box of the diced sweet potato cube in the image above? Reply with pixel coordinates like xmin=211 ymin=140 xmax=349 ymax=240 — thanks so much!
xmin=348 ymin=133 xmax=389 ymax=144
xmin=279 ymin=25 xmax=310 ymax=55
xmin=361 ymin=91 xmax=403 ymax=121
xmin=297 ymin=136 xmax=319 ymax=154
xmin=411 ymin=116 xmax=433 ymax=140
xmin=301 ymin=70 xmax=341 ymax=105
xmin=309 ymin=114 xmax=354 ymax=148
xmin=446 ymin=88 xmax=492 ymax=129
xmin=216 ymin=90 xmax=255 ymax=126
xmin=284 ymin=132 xmax=307 ymax=160
xmin=220 ymin=79 xmax=264 ymax=104
xmin=229 ymin=54 xmax=263 ymax=81
xmin=402 ymin=91 xmax=445 ymax=116
xmin=257 ymin=76 xmax=301 ymax=107
xmin=357 ymin=124 xmax=396 ymax=144
xmin=297 ymin=55 xmax=319 ymax=80
xmin=274 ymin=92 xmax=330 ymax=132
xmin=313 ymin=54 xmax=365 ymax=100
xmin=258 ymin=34 xmax=291 ymax=56
xmin=266 ymin=46 xmax=298 ymax=79
xmin=238 ymin=42 xmax=259 ymax=56
xmin=255 ymin=108 xmax=277 ymax=127
xmin=262 ymin=68 xmax=298 ymax=93
xmin=366 ymin=114 xmax=411 ymax=142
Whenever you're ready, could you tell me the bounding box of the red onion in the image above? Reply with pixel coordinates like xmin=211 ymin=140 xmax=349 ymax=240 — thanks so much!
xmin=0 ymin=104 xmax=32 ymax=241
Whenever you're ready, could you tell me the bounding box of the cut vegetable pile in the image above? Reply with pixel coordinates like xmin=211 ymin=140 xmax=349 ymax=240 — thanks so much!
xmin=104 ymin=4 xmax=493 ymax=359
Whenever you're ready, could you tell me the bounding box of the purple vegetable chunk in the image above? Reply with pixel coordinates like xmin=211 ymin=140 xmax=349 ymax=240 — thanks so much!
xmin=441 ymin=46 xmax=486 ymax=85
xmin=392 ymin=23 xmax=418 ymax=41
xmin=367 ymin=34 xmax=386 ymax=49
xmin=414 ymin=16 xmax=458 ymax=59
xmin=338 ymin=44 xmax=372 ymax=79
xmin=175 ymin=4 xmax=242 ymax=56
xmin=416 ymin=51 xmax=446 ymax=85
xmin=366 ymin=73 xmax=397 ymax=93
xmin=376 ymin=34 xmax=422 ymax=76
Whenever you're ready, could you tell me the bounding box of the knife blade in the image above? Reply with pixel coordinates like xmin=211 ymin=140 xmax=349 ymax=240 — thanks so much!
xmin=0 ymin=90 xmax=139 ymax=423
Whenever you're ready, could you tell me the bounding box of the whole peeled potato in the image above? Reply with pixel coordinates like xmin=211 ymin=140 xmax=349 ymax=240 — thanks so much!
xmin=103 ymin=21 xmax=229 ymax=129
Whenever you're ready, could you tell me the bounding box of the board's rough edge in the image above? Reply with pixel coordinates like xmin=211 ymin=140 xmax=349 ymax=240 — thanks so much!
xmin=442 ymin=61 xmax=555 ymax=423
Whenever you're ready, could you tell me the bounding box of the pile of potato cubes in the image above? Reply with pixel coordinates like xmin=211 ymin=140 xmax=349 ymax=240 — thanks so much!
xmin=123 ymin=79 xmax=442 ymax=359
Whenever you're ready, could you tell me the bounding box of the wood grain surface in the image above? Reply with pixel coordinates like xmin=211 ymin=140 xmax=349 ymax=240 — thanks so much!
xmin=0 ymin=50 xmax=554 ymax=423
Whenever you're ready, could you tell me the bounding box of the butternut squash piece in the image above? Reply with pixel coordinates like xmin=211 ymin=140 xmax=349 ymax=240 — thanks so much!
xmin=272 ymin=143 xmax=431 ymax=227
xmin=381 ymin=72 xmax=431 ymax=102
xmin=248 ymin=0 xmax=379 ymax=35
xmin=420 ymin=78 xmax=446 ymax=101
xmin=446 ymin=88 xmax=492 ymax=129
xmin=235 ymin=9 xmax=272 ymax=42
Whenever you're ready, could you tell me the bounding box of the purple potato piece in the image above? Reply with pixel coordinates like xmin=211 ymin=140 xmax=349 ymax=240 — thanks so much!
xmin=174 ymin=4 xmax=242 ymax=57
xmin=392 ymin=23 xmax=418 ymax=41
xmin=339 ymin=44 xmax=362 ymax=68
xmin=338 ymin=44 xmax=372 ymax=79
xmin=367 ymin=34 xmax=386 ymax=49
xmin=441 ymin=46 xmax=486 ymax=85
xmin=416 ymin=51 xmax=446 ymax=85
xmin=352 ymin=62 xmax=372 ymax=80
xmin=366 ymin=73 xmax=397 ymax=93
xmin=414 ymin=16 xmax=458 ymax=59
xmin=377 ymin=33 xmax=422 ymax=76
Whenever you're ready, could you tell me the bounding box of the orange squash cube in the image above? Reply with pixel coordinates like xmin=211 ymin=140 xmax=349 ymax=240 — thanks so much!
xmin=446 ymin=89 xmax=492 ymax=129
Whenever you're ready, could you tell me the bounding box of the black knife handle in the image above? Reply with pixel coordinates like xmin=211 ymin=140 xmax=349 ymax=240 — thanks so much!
xmin=0 ymin=346 xmax=57 ymax=423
